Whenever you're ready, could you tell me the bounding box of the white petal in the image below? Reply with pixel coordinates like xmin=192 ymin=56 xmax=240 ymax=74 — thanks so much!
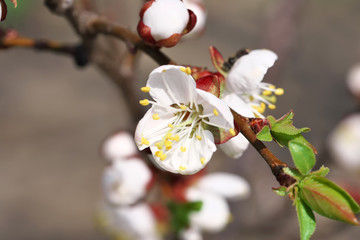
xmin=226 ymin=49 xmax=277 ymax=94
xmin=102 ymin=132 xmax=137 ymax=161
xmin=222 ymin=93 xmax=255 ymax=118
xmin=328 ymin=114 xmax=360 ymax=170
xmin=219 ymin=133 xmax=250 ymax=158
xmin=143 ymin=0 xmax=189 ymax=41
xmin=186 ymin=188 xmax=230 ymax=232
xmin=103 ymin=158 xmax=152 ymax=205
xmin=135 ymin=106 xmax=177 ymax=150
xmin=150 ymin=128 xmax=216 ymax=175
xmin=103 ymin=203 xmax=160 ymax=240
xmin=194 ymin=173 xmax=250 ymax=200
xmin=196 ymin=89 xmax=234 ymax=129
xmin=183 ymin=0 xmax=207 ymax=39
xmin=148 ymin=67 xmax=197 ymax=106
xmin=180 ymin=227 xmax=203 ymax=240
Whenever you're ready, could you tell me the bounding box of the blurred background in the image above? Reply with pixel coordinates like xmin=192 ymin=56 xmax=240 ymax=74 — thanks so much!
xmin=1 ymin=0 xmax=360 ymax=239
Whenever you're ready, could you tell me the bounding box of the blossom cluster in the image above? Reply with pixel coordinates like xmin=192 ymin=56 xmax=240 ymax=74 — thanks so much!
xmin=99 ymin=132 xmax=250 ymax=240
xmin=136 ymin=46 xmax=283 ymax=174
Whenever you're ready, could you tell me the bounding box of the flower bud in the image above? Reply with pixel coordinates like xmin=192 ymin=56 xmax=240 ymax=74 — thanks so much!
xmin=137 ymin=0 xmax=197 ymax=47
xmin=182 ymin=0 xmax=207 ymax=39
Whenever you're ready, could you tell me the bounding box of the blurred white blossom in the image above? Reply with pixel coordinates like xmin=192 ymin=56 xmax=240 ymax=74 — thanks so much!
xmin=329 ymin=114 xmax=360 ymax=170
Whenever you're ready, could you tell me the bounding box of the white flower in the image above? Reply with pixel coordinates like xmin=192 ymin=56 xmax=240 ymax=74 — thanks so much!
xmin=103 ymin=157 xmax=152 ymax=206
xmin=224 ymin=49 xmax=282 ymax=118
xmin=347 ymin=63 xmax=360 ymax=99
xmin=136 ymin=65 xmax=235 ymax=175
xmin=101 ymin=203 xmax=160 ymax=240
xmin=102 ymin=131 xmax=138 ymax=161
xmin=183 ymin=0 xmax=207 ymax=39
xmin=182 ymin=173 xmax=250 ymax=238
xmin=328 ymin=114 xmax=360 ymax=170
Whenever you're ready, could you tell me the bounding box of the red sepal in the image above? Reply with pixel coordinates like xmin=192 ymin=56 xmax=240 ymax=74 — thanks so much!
xmin=209 ymin=46 xmax=226 ymax=75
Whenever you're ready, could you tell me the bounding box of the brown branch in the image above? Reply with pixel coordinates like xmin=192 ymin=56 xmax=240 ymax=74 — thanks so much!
xmin=232 ymin=110 xmax=296 ymax=186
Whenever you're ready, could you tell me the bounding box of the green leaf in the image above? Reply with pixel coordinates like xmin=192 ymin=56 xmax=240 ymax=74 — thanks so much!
xmin=299 ymin=176 xmax=360 ymax=225
xmin=168 ymin=201 xmax=203 ymax=233
xmin=295 ymin=197 xmax=316 ymax=240
xmin=289 ymin=140 xmax=316 ymax=175
xmin=256 ymin=125 xmax=273 ymax=141
xmin=283 ymin=167 xmax=303 ymax=180
xmin=267 ymin=115 xmax=277 ymax=127
xmin=273 ymin=186 xmax=288 ymax=196
xmin=310 ymin=166 xmax=330 ymax=177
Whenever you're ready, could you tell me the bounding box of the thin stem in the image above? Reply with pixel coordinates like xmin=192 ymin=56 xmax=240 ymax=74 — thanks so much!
xmin=232 ymin=110 xmax=295 ymax=186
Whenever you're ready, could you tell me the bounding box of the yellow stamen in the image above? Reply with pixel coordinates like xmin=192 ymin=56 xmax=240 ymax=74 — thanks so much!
xmin=174 ymin=135 xmax=180 ymax=141
xmin=180 ymin=67 xmax=187 ymax=73
xmin=249 ymin=96 xmax=254 ymax=101
xmin=165 ymin=141 xmax=172 ymax=149
xmin=200 ymin=157 xmax=205 ymax=164
xmin=168 ymin=123 xmax=174 ymax=128
xmin=196 ymin=135 xmax=202 ymax=141
xmin=180 ymin=146 xmax=186 ymax=152
xmin=160 ymin=154 xmax=167 ymax=161
xmin=155 ymin=141 xmax=163 ymax=150
xmin=141 ymin=137 xmax=150 ymax=145
xmin=166 ymin=133 xmax=173 ymax=139
xmin=139 ymin=99 xmax=149 ymax=106
xmin=180 ymin=104 xmax=187 ymax=110
xmin=186 ymin=67 xmax=192 ymax=75
xmin=152 ymin=113 xmax=160 ymax=120
xmin=213 ymin=108 xmax=219 ymax=116
xmin=229 ymin=128 xmax=236 ymax=136
xmin=155 ymin=151 xmax=163 ymax=157
xmin=269 ymin=85 xmax=276 ymax=89
xmin=269 ymin=104 xmax=276 ymax=110
xmin=275 ymin=88 xmax=284 ymax=95
xmin=262 ymin=90 xmax=272 ymax=96
xmin=162 ymin=69 xmax=167 ymax=72
xmin=141 ymin=86 xmax=151 ymax=93
xmin=179 ymin=166 xmax=187 ymax=171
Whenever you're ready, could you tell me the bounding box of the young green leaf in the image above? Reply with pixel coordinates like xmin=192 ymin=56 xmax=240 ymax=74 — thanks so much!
xmin=289 ymin=140 xmax=316 ymax=175
xmin=256 ymin=125 xmax=273 ymax=141
xmin=299 ymin=176 xmax=360 ymax=225
xmin=168 ymin=201 xmax=203 ymax=233
xmin=283 ymin=167 xmax=303 ymax=180
xmin=310 ymin=166 xmax=330 ymax=177
xmin=295 ymin=197 xmax=316 ymax=240
xmin=273 ymin=186 xmax=288 ymax=196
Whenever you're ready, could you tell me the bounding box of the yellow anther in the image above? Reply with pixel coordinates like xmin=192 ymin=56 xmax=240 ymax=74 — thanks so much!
xmin=160 ymin=154 xmax=167 ymax=161
xmin=165 ymin=141 xmax=172 ymax=149
xmin=139 ymin=99 xmax=150 ymax=106
xmin=168 ymin=123 xmax=174 ymax=128
xmin=196 ymin=135 xmax=202 ymax=141
xmin=213 ymin=108 xmax=219 ymax=116
xmin=275 ymin=88 xmax=284 ymax=95
xmin=166 ymin=133 xmax=173 ymax=139
xmin=155 ymin=142 xmax=163 ymax=150
xmin=186 ymin=67 xmax=192 ymax=75
xmin=200 ymin=157 xmax=205 ymax=164
xmin=269 ymin=104 xmax=276 ymax=110
xmin=155 ymin=151 xmax=163 ymax=157
xmin=180 ymin=104 xmax=187 ymax=110
xmin=260 ymin=102 xmax=266 ymax=109
xmin=141 ymin=86 xmax=151 ymax=93
xmin=180 ymin=146 xmax=186 ymax=152
xmin=180 ymin=67 xmax=187 ymax=73
xmin=162 ymin=69 xmax=167 ymax=72
xmin=262 ymin=90 xmax=272 ymax=96
xmin=249 ymin=95 xmax=254 ymax=101
xmin=179 ymin=166 xmax=187 ymax=171
xmin=152 ymin=113 xmax=160 ymax=120
xmin=141 ymin=137 xmax=150 ymax=145
xmin=174 ymin=135 xmax=180 ymax=141
xmin=269 ymin=85 xmax=276 ymax=89
xmin=229 ymin=128 xmax=236 ymax=136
